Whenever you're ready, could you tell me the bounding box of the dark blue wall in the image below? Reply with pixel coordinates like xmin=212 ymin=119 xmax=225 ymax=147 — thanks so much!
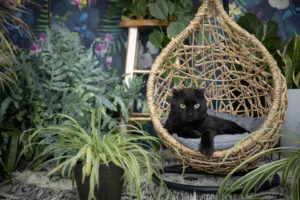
xmin=10 ymin=0 xmax=300 ymax=72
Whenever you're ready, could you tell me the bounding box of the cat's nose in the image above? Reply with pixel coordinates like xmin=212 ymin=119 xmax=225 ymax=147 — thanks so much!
xmin=187 ymin=113 xmax=193 ymax=117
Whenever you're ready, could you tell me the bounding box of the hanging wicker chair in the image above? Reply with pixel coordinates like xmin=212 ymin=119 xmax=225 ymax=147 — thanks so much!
xmin=147 ymin=0 xmax=287 ymax=174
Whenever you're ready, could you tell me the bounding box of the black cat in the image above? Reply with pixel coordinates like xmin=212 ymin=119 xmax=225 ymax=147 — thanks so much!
xmin=164 ymin=88 xmax=247 ymax=156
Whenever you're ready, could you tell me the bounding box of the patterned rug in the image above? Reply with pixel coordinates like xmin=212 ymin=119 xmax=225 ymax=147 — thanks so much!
xmin=0 ymin=152 xmax=285 ymax=200
xmin=0 ymin=169 xmax=285 ymax=200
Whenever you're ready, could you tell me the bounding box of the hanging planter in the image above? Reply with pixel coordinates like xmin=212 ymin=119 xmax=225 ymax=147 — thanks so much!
xmin=147 ymin=0 xmax=287 ymax=174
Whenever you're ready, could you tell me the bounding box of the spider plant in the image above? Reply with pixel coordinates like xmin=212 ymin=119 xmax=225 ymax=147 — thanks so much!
xmin=0 ymin=0 xmax=33 ymax=90
xmin=216 ymin=130 xmax=300 ymax=200
xmin=20 ymin=109 xmax=165 ymax=200
xmin=0 ymin=0 xmax=34 ymax=178
xmin=0 ymin=42 xmax=17 ymax=91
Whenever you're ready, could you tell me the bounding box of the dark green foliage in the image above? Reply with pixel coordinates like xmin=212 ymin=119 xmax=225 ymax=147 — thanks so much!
xmin=281 ymin=35 xmax=300 ymax=89
xmin=237 ymin=13 xmax=300 ymax=89
xmin=0 ymin=24 xmax=146 ymax=176
xmin=16 ymin=24 xmax=146 ymax=129
xmin=149 ymin=0 xmax=169 ymax=20
xmin=237 ymin=13 xmax=283 ymax=56
xmin=0 ymin=49 xmax=43 ymax=176
xmin=107 ymin=0 xmax=196 ymax=49
xmin=217 ymin=133 xmax=300 ymax=200
xmin=149 ymin=29 xmax=170 ymax=49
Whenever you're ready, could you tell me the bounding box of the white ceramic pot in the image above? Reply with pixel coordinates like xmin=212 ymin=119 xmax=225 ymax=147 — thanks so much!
xmin=280 ymin=89 xmax=300 ymax=153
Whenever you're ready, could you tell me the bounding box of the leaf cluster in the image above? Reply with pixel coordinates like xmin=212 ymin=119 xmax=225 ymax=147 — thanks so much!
xmin=237 ymin=13 xmax=283 ymax=56
xmin=0 ymin=50 xmax=43 ymax=176
xmin=278 ymin=35 xmax=300 ymax=89
xmin=15 ymin=24 xmax=146 ymax=129
xmin=237 ymin=13 xmax=300 ymax=89
xmin=1 ymin=24 xmax=146 ymax=176
xmin=107 ymin=0 xmax=197 ymax=48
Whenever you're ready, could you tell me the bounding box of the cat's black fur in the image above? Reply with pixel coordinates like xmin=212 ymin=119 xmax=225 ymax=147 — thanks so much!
xmin=164 ymin=88 xmax=247 ymax=156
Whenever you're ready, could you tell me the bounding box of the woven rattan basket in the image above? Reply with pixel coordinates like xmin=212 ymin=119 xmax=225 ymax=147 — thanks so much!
xmin=147 ymin=0 xmax=287 ymax=174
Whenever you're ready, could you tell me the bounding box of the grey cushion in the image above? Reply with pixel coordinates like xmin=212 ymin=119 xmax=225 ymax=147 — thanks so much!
xmin=170 ymin=109 xmax=265 ymax=151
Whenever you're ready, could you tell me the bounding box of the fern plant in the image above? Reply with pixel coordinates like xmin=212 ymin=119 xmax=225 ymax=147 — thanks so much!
xmin=1 ymin=24 xmax=146 ymax=176
xmin=0 ymin=0 xmax=36 ymax=174
xmin=279 ymin=34 xmax=300 ymax=89
xmin=17 ymin=24 xmax=146 ymax=129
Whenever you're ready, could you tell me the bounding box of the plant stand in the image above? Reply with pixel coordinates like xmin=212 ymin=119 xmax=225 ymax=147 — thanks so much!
xmin=119 ymin=19 xmax=167 ymax=122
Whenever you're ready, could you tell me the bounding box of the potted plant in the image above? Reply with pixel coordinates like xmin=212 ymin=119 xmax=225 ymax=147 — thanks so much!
xmin=1 ymin=24 xmax=148 ymax=182
xmin=20 ymin=109 xmax=165 ymax=200
xmin=278 ymin=34 xmax=300 ymax=151
xmin=107 ymin=0 xmax=197 ymax=48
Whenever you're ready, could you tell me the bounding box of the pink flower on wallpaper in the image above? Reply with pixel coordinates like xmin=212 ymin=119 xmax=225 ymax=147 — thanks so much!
xmin=106 ymin=56 xmax=112 ymax=66
xmin=95 ymin=43 xmax=106 ymax=57
xmin=29 ymin=43 xmax=41 ymax=55
xmin=6 ymin=0 xmax=17 ymax=6
xmin=104 ymin=33 xmax=113 ymax=43
xmin=71 ymin=0 xmax=81 ymax=10
xmin=39 ymin=33 xmax=47 ymax=42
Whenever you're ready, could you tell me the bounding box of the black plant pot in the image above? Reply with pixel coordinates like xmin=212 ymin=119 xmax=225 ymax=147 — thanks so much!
xmin=0 ymin=167 xmax=4 ymax=183
xmin=74 ymin=163 xmax=124 ymax=200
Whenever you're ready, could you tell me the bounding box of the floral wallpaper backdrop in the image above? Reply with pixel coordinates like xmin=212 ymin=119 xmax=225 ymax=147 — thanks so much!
xmin=12 ymin=0 xmax=300 ymax=72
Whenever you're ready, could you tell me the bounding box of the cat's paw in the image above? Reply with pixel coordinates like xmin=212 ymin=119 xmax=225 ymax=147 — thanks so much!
xmin=199 ymin=145 xmax=214 ymax=157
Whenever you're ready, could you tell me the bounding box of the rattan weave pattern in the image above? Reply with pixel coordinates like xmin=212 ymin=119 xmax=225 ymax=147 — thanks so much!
xmin=146 ymin=0 xmax=287 ymax=174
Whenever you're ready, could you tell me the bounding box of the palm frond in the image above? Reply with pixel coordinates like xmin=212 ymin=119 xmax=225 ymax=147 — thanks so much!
xmin=32 ymin=0 xmax=49 ymax=34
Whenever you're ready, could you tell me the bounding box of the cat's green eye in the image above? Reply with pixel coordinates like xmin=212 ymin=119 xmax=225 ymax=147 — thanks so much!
xmin=194 ymin=104 xmax=200 ymax=109
xmin=179 ymin=104 xmax=186 ymax=109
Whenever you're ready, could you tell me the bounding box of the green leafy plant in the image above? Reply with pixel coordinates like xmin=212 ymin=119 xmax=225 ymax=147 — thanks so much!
xmin=278 ymin=34 xmax=300 ymax=89
xmin=20 ymin=110 xmax=165 ymax=200
xmin=0 ymin=42 xmax=17 ymax=91
xmin=0 ymin=0 xmax=34 ymax=90
xmin=237 ymin=13 xmax=300 ymax=89
xmin=1 ymin=24 xmax=146 ymax=177
xmin=0 ymin=0 xmax=34 ymax=177
xmin=107 ymin=0 xmax=197 ymax=48
xmin=217 ymin=131 xmax=300 ymax=200
xmin=237 ymin=13 xmax=283 ymax=56
xmin=0 ymin=58 xmax=44 ymax=175
xmin=17 ymin=24 xmax=146 ymax=129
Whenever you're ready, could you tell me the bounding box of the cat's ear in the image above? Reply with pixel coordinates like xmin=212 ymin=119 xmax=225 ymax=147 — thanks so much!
xmin=172 ymin=88 xmax=181 ymax=98
xmin=195 ymin=88 xmax=205 ymax=98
